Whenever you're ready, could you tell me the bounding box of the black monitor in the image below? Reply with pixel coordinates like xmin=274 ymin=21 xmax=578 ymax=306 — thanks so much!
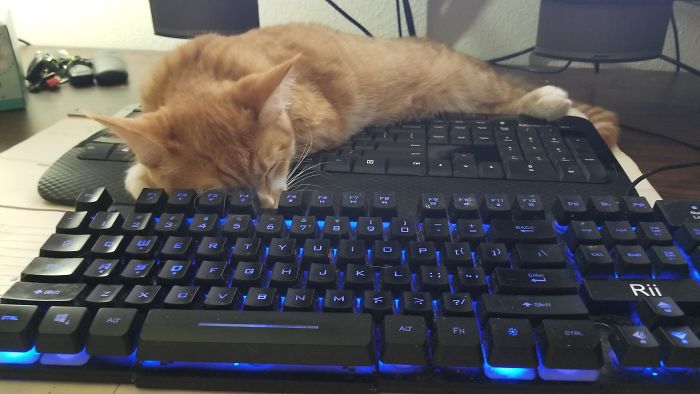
xmin=149 ymin=0 xmax=259 ymax=39
xmin=535 ymin=0 xmax=674 ymax=63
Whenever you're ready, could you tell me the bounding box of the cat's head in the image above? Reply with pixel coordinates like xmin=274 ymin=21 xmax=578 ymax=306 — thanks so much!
xmin=89 ymin=56 xmax=298 ymax=208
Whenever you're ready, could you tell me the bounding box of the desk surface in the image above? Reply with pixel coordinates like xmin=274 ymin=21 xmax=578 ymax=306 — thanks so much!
xmin=1 ymin=45 xmax=699 ymax=199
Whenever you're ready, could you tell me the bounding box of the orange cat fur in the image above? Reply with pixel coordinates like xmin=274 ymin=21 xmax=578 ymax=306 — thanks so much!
xmin=90 ymin=23 xmax=619 ymax=207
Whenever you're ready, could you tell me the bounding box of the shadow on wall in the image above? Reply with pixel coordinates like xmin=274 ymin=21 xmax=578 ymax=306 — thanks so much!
xmin=425 ymin=0 xmax=488 ymax=48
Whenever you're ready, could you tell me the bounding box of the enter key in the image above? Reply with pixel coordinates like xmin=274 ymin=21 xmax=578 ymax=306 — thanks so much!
xmin=491 ymin=268 xmax=579 ymax=295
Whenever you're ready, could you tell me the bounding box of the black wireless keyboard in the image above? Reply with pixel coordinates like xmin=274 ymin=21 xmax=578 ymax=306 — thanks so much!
xmin=15 ymin=113 xmax=699 ymax=392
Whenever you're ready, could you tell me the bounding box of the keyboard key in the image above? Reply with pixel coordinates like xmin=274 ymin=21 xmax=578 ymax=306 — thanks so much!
xmin=232 ymin=238 xmax=262 ymax=261
xmin=335 ymin=239 xmax=365 ymax=269
xmin=289 ymin=215 xmax=317 ymax=241
xmin=612 ymin=245 xmax=651 ymax=278
xmin=196 ymin=189 xmax=227 ymax=215
xmin=322 ymin=216 xmax=350 ymax=244
xmin=189 ymin=213 xmax=218 ymax=236
xmin=125 ymin=235 xmax=159 ymax=259
xmin=636 ymin=222 xmax=673 ymax=248
xmin=407 ymin=241 xmax=437 ymax=269
xmin=340 ymin=192 xmax=366 ymax=218
xmin=135 ymin=188 xmax=167 ymax=214
xmin=83 ymin=259 xmax=119 ymax=283
xmin=514 ymin=243 xmax=566 ymax=269
xmin=307 ymin=263 xmax=337 ymax=289
xmin=21 ymin=257 xmax=86 ymax=282
xmin=483 ymin=318 xmax=537 ymax=367
xmin=301 ymin=239 xmax=331 ymax=266
xmin=196 ymin=236 xmax=229 ymax=261
xmin=120 ymin=259 xmax=156 ymax=284
xmin=637 ymin=297 xmax=685 ymax=329
xmin=355 ymin=217 xmax=383 ymax=243
xmin=588 ymin=196 xmax=621 ymax=221
xmin=122 ymin=212 xmax=153 ymax=235
xmin=232 ymin=261 xmax=264 ymax=289
xmin=552 ymin=195 xmax=588 ymax=224
xmin=649 ymin=246 xmax=688 ymax=278
xmin=56 ymin=211 xmax=90 ymax=234
xmin=160 ymin=236 xmax=193 ymax=260
xmin=154 ymin=213 xmax=186 ymax=236
xmin=389 ymin=217 xmax=417 ymax=242
xmin=40 ymin=233 xmax=92 ymax=258
xmin=84 ymin=284 xmax=123 ymax=309
xmin=536 ymin=319 xmax=603 ymax=370
xmin=488 ymin=219 xmax=556 ymax=246
xmin=380 ymin=265 xmax=412 ymax=293
xmin=381 ymin=315 xmax=428 ymax=365
xmin=601 ymin=221 xmax=637 ymax=246
xmin=164 ymin=286 xmax=200 ymax=308
xmin=477 ymin=242 xmax=509 ymax=273
xmin=443 ymin=242 xmax=473 ymax=271
xmin=0 ymin=304 xmax=40 ymax=351
xmin=371 ymin=192 xmax=398 ymax=219
xmin=621 ymin=196 xmax=655 ymax=223
xmin=574 ymin=245 xmax=614 ymax=277
xmin=675 ymin=222 xmax=700 ymax=253
xmin=454 ymin=267 xmax=489 ymax=296
xmin=222 ymin=214 xmax=253 ymax=240
xmin=138 ymin=310 xmax=375 ymax=365
xmin=228 ymin=191 xmax=259 ymax=216
xmin=441 ymin=293 xmax=473 ymax=317
xmin=363 ymin=290 xmax=393 ymax=323
xmin=203 ymin=287 xmax=239 ymax=310
xmin=422 ymin=218 xmax=451 ymax=242
xmin=418 ymin=193 xmax=447 ymax=219
xmin=282 ymin=288 xmax=314 ymax=311
xmin=448 ymin=193 xmax=480 ymax=221
xmin=256 ymin=214 xmax=285 ymax=240
xmin=165 ymin=189 xmax=196 ymax=215
xmin=268 ymin=262 xmax=299 ymax=289
xmin=655 ymin=326 xmax=700 ymax=367
xmin=480 ymin=194 xmax=511 ymax=221
xmin=267 ymin=238 xmax=296 ymax=264
xmin=37 ymin=306 xmax=91 ymax=354
xmin=124 ymin=285 xmax=162 ymax=310
xmin=195 ymin=260 xmax=230 ymax=286
xmin=491 ymin=268 xmax=578 ymax=295
xmin=581 ymin=279 xmax=700 ymax=313
xmin=75 ymin=186 xmax=112 ymax=213
xmin=323 ymin=289 xmax=354 ymax=312
xmin=1 ymin=282 xmax=86 ymax=306
xmin=277 ymin=191 xmax=305 ymax=218
xmin=653 ymin=200 xmax=700 ymax=229
xmin=243 ymin=288 xmax=277 ymax=311
xmin=478 ymin=294 xmax=589 ymax=322
xmin=433 ymin=317 xmax=482 ymax=367
xmin=86 ymin=307 xmax=138 ymax=356
xmin=344 ymin=264 xmax=374 ymax=292
xmin=308 ymin=191 xmax=335 ymax=216
xmin=417 ymin=265 xmax=449 ymax=295
xmin=609 ymin=325 xmax=660 ymax=368
xmin=505 ymin=161 xmax=557 ymax=181
xmin=89 ymin=211 xmax=125 ymax=235
xmin=455 ymin=219 xmax=485 ymax=245
xmin=563 ymin=221 xmax=602 ymax=249
xmin=513 ymin=194 xmax=545 ymax=220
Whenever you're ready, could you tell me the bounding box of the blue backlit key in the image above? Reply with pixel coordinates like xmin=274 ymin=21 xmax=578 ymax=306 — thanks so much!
xmin=612 ymin=245 xmax=651 ymax=278
xmin=417 ymin=265 xmax=450 ymax=295
xmin=407 ymin=241 xmax=437 ymax=269
xmin=267 ymin=238 xmax=297 ymax=263
xmin=1 ymin=282 xmax=86 ymax=306
xmin=125 ymin=235 xmax=159 ymax=259
xmin=120 ymin=259 xmax=156 ymax=284
xmin=40 ymin=233 xmax=92 ymax=258
xmin=608 ymin=325 xmax=660 ymax=368
xmin=401 ymin=291 xmax=433 ymax=322
xmin=135 ymin=188 xmax=167 ymax=214
xmin=301 ymin=239 xmax=331 ymax=266
xmin=256 ymin=214 xmax=285 ymax=240
xmin=371 ymin=192 xmax=398 ymax=219
xmin=231 ymin=237 xmax=262 ymax=261
xmin=481 ymin=194 xmax=511 ymax=222
xmin=649 ymin=246 xmax=688 ymax=278
xmin=154 ymin=213 xmax=186 ymax=236
xmin=637 ymin=297 xmax=685 ymax=329
xmin=454 ymin=266 xmax=489 ymax=296
xmin=340 ymin=191 xmax=366 ymax=219
xmin=363 ymin=290 xmax=393 ymax=322
xmin=189 ymin=213 xmax=219 ymax=236
xmin=289 ymin=215 xmax=317 ymax=241
xmin=232 ymin=261 xmax=263 ymax=289
xmin=484 ymin=318 xmax=537 ymax=368
xmin=621 ymin=196 xmax=654 ymax=224
xmin=536 ymin=319 xmax=603 ymax=371
xmin=283 ymin=288 xmax=314 ymax=311
xmin=86 ymin=307 xmax=138 ymax=356
xmin=675 ymin=222 xmax=700 ymax=253
xmin=269 ymin=262 xmax=299 ymax=289
xmin=355 ymin=217 xmax=383 ymax=242
xmin=160 ymin=236 xmax=193 ymax=260
xmin=601 ymin=221 xmax=637 ymax=247
xmin=164 ymin=286 xmax=200 ymax=308
xmin=389 ymin=217 xmax=417 ymax=243
xmin=196 ymin=236 xmax=229 ymax=260
xmin=156 ymin=260 xmax=192 ymax=284
xmin=244 ymin=287 xmax=277 ymax=311
xmin=552 ymin=195 xmax=588 ymax=225
xmin=433 ymin=317 xmax=482 ymax=367
xmin=589 ymin=196 xmax=621 ymax=222
xmin=124 ymin=285 xmax=162 ymax=310
xmin=344 ymin=264 xmax=374 ymax=292
xmin=449 ymin=193 xmax=480 ymax=221
xmin=37 ymin=306 xmax=91 ymax=354
xmin=121 ymin=212 xmax=153 ymax=235
xmin=655 ymin=326 xmax=700 ymax=368
xmin=308 ymin=191 xmax=335 ymax=217
xmin=306 ymin=263 xmax=337 ymax=289
xmin=204 ymin=287 xmax=238 ymax=310
xmin=336 ymin=239 xmax=366 ymax=269
xmin=574 ymin=245 xmax=614 ymax=277
xmin=196 ymin=189 xmax=227 ymax=215
xmin=477 ymin=242 xmax=509 ymax=274
xmin=228 ymin=191 xmax=259 ymax=216
xmin=564 ymin=221 xmax=602 ymax=249
xmin=0 ymin=305 xmax=40 ymax=351
xmin=513 ymin=194 xmax=545 ymax=220
xmin=91 ymin=235 xmax=125 ymax=258
xmin=222 ymin=214 xmax=253 ymax=240
xmin=165 ymin=189 xmax=195 ymax=215
xmin=277 ymin=191 xmax=305 ymax=218
xmin=84 ymin=284 xmax=123 ymax=309
xmin=194 ymin=260 xmax=230 ymax=286
xmin=381 ymin=315 xmax=428 ymax=365
xmin=83 ymin=259 xmax=119 ymax=283
xmin=441 ymin=293 xmax=473 ymax=317
xmin=323 ymin=289 xmax=354 ymax=312
xmin=322 ymin=216 xmax=350 ymax=244
xmin=636 ymin=222 xmax=673 ymax=248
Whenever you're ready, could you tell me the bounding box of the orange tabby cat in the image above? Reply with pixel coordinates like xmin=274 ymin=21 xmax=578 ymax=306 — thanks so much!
xmin=90 ymin=23 xmax=619 ymax=207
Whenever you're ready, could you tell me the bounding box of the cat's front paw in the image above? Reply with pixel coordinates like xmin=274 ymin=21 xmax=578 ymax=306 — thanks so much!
xmin=124 ymin=163 xmax=151 ymax=198
xmin=518 ymin=85 xmax=572 ymax=121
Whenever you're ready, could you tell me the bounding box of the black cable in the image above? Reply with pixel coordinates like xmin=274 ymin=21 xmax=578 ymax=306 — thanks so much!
xmin=625 ymin=161 xmax=700 ymax=196
xmin=402 ymin=0 xmax=416 ymax=37
xmin=396 ymin=0 xmax=402 ymax=37
xmin=324 ymin=0 xmax=373 ymax=37
xmin=620 ymin=123 xmax=700 ymax=151
xmin=486 ymin=46 xmax=535 ymax=64
xmin=492 ymin=61 xmax=572 ymax=74
xmin=659 ymin=55 xmax=700 ymax=77
xmin=670 ymin=11 xmax=681 ymax=72
xmin=18 ymin=38 xmax=31 ymax=45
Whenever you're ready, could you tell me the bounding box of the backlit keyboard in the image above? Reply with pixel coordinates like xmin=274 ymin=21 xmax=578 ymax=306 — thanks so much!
xmin=2 ymin=185 xmax=700 ymax=392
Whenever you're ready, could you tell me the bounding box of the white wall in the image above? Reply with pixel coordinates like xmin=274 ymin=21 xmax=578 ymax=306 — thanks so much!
xmin=1 ymin=0 xmax=698 ymax=71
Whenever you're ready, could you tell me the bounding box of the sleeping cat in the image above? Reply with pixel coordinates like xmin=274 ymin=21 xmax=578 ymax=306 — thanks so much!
xmin=89 ymin=23 xmax=619 ymax=208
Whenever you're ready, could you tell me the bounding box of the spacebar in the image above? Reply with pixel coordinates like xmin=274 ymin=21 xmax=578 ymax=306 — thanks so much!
xmin=137 ymin=310 xmax=376 ymax=366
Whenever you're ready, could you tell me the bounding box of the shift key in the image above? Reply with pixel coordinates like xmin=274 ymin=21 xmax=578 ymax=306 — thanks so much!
xmin=1 ymin=282 xmax=86 ymax=306
xmin=477 ymin=294 xmax=589 ymax=323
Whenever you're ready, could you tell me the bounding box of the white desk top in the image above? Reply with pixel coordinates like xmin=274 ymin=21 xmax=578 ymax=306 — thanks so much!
xmin=0 ymin=108 xmax=661 ymax=392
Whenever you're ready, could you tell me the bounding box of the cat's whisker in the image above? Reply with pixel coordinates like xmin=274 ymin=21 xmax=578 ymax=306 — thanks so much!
xmin=287 ymin=171 xmax=330 ymax=190
xmin=285 ymin=161 xmax=331 ymax=188
xmin=286 ymin=134 xmax=314 ymax=185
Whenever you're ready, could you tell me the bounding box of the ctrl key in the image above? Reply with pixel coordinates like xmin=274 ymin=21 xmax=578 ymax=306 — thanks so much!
xmin=0 ymin=305 xmax=40 ymax=351
xmin=381 ymin=315 xmax=428 ymax=365
xmin=86 ymin=308 xmax=138 ymax=356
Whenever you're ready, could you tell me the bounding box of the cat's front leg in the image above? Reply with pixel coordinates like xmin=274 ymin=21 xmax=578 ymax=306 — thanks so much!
xmin=124 ymin=163 xmax=152 ymax=198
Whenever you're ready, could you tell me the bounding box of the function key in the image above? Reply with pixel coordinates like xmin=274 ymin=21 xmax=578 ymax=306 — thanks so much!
xmin=674 ymin=222 xmax=700 ymax=253
xmin=0 ymin=304 xmax=40 ymax=351
xmin=75 ymin=186 xmax=112 ymax=213
xmin=449 ymin=193 xmax=480 ymax=221
xmin=588 ymin=195 xmax=622 ymax=221
xmin=277 ymin=191 xmax=305 ymax=218
xmin=340 ymin=192 xmax=366 ymax=219
xmin=308 ymin=191 xmax=335 ymax=217
xmin=165 ymin=189 xmax=196 ymax=215
xmin=608 ymin=325 xmax=660 ymax=368
xmin=513 ymin=194 xmax=545 ymax=220
xmin=621 ymin=196 xmax=654 ymax=223
xmin=480 ymin=194 xmax=511 ymax=222
xmin=418 ymin=193 xmax=447 ymax=219
xmin=229 ymin=191 xmax=259 ymax=215
xmin=196 ymin=189 xmax=227 ymax=215
xmin=371 ymin=192 xmax=398 ymax=219
xmin=552 ymin=195 xmax=588 ymax=224
xmin=56 ymin=211 xmax=90 ymax=234
xmin=135 ymin=188 xmax=167 ymax=214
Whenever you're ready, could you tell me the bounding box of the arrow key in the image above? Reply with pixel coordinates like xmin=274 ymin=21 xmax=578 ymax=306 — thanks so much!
xmin=609 ymin=325 xmax=660 ymax=368
xmin=655 ymin=326 xmax=700 ymax=368
xmin=637 ymin=297 xmax=685 ymax=329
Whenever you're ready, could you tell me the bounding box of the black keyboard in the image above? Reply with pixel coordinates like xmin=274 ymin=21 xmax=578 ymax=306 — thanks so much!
xmin=3 ymin=184 xmax=700 ymax=392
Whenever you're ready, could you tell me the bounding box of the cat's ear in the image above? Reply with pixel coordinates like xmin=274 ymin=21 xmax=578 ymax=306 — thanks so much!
xmin=236 ymin=55 xmax=300 ymax=125
xmin=87 ymin=114 xmax=166 ymax=167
